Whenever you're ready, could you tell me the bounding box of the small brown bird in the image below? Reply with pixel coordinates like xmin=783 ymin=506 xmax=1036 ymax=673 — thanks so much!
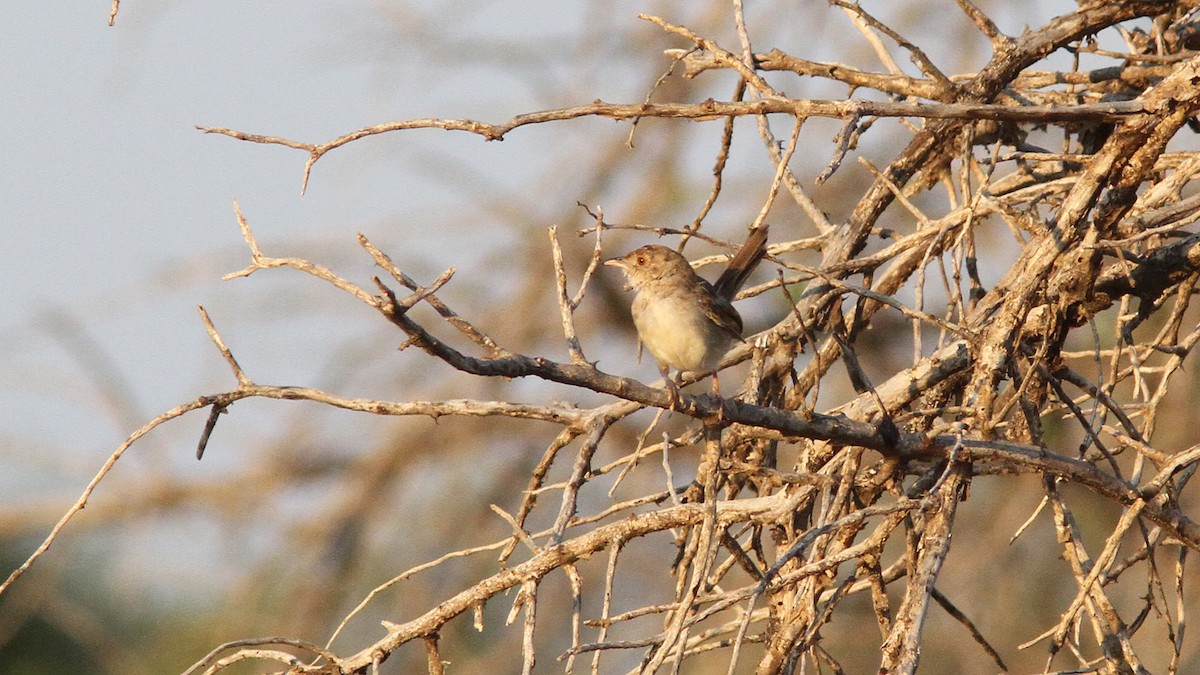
xmin=604 ymin=226 xmax=769 ymax=402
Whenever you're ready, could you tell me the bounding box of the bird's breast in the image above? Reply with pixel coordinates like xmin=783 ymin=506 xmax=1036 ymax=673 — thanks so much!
xmin=631 ymin=292 xmax=732 ymax=373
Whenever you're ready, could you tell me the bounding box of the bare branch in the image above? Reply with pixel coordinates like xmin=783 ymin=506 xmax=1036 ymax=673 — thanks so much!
xmin=199 ymin=98 xmax=1144 ymax=190
xmin=66 ymin=4 xmax=1200 ymax=674
xmin=548 ymin=226 xmax=589 ymax=365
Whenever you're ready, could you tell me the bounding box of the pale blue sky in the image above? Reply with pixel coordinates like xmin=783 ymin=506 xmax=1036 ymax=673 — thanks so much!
xmin=1 ymin=0 xmax=1175 ymax=641
xmin=1 ymin=3 xmax=387 ymax=474
xmin=9 ymin=4 xmax=1197 ymax=673
xmin=0 ymin=0 xmax=1154 ymax=493
xmin=0 ymin=2 xmax=560 ymax=463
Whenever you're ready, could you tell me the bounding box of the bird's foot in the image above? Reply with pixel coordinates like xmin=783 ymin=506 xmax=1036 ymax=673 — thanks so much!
xmin=663 ymin=377 xmax=683 ymax=411
xmin=706 ymin=375 xmax=731 ymax=426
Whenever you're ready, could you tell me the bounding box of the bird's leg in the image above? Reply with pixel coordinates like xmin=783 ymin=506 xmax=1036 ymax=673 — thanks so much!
xmin=710 ymin=371 xmax=729 ymax=424
xmin=659 ymin=363 xmax=682 ymax=410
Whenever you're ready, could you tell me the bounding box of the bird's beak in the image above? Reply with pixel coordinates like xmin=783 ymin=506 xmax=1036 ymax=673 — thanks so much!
xmin=603 ymin=257 xmax=634 ymax=290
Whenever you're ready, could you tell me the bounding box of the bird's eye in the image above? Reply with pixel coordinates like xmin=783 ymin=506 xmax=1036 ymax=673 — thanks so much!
xmin=636 ymin=255 xmax=646 ymax=265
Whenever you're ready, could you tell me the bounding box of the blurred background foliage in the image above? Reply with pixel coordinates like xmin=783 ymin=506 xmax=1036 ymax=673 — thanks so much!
xmin=3 ymin=1 xmax=1200 ymax=673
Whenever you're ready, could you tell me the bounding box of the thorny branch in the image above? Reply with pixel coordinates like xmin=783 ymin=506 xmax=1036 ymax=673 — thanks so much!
xmin=198 ymin=98 xmax=1146 ymax=195
xmin=17 ymin=2 xmax=1200 ymax=674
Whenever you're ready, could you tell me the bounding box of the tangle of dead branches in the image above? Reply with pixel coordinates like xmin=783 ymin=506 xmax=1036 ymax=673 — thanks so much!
xmin=13 ymin=2 xmax=1200 ymax=674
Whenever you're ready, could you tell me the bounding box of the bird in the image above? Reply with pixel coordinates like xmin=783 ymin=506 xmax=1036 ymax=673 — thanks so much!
xmin=604 ymin=226 xmax=769 ymax=404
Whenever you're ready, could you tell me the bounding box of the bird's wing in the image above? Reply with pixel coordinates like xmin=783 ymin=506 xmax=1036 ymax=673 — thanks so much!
xmin=699 ymin=279 xmax=744 ymax=339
